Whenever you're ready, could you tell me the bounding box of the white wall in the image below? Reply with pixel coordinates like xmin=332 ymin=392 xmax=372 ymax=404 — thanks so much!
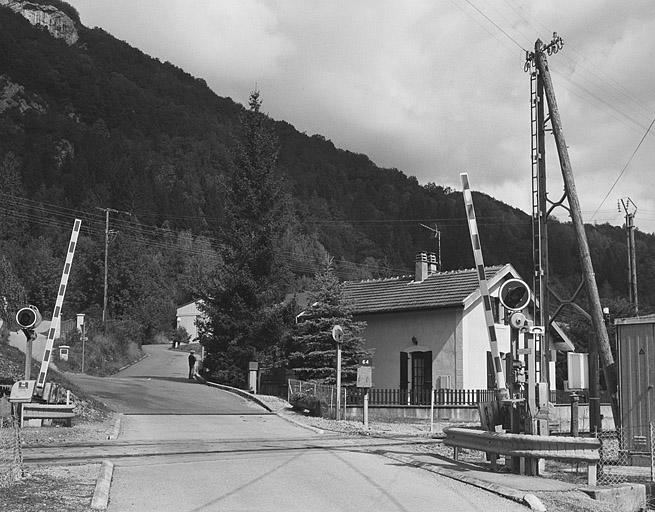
xmin=462 ymin=294 xmax=513 ymax=389
xmin=356 ymin=308 xmax=459 ymax=389
xmin=176 ymin=301 xmax=204 ymax=342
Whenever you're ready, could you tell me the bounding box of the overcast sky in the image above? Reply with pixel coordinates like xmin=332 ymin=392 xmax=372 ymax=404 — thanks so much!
xmin=68 ymin=0 xmax=655 ymax=234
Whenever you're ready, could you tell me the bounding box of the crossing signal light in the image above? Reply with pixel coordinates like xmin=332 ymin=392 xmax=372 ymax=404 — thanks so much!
xmin=16 ymin=305 xmax=42 ymax=329
xmin=499 ymin=279 xmax=531 ymax=311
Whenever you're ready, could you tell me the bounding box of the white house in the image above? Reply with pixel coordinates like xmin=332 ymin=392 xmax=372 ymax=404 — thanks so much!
xmin=176 ymin=301 xmax=205 ymax=342
xmin=342 ymin=253 xmax=534 ymax=395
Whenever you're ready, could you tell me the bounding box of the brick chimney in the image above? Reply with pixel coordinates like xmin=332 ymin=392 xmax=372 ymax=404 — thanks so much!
xmin=415 ymin=252 xmax=428 ymax=282
xmin=428 ymin=252 xmax=437 ymax=274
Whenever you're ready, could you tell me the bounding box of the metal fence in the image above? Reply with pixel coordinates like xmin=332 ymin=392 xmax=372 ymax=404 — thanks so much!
xmin=348 ymin=387 xmax=495 ymax=406
xmin=594 ymin=425 xmax=655 ymax=486
xmin=0 ymin=406 xmax=23 ymax=488
xmin=287 ymin=379 xmax=345 ymax=419
xmin=287 ymin=381 xmax=497 ymax=409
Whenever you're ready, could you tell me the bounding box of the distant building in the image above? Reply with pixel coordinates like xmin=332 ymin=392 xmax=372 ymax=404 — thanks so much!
xmin=342 ymin=253 xmax=531 ymax=395
xmin=176 ymin=301 xmax=205 ymax=343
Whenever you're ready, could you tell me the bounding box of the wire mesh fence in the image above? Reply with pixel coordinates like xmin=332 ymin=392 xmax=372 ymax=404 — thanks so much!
xmin=287 ymin=379 xmax=346 ymax=419
xmin=595 ymin=425 xmax=655 ymax=486
xmin=0 ymin=406 xmax=24 ymax=488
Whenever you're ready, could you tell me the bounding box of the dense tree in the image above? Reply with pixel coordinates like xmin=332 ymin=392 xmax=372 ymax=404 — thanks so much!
xmin=287 ymin=258 xmax=367 ymax=385
xmin=199 ymin=91 xmax=293 ymax=386
xmin=0 ymin=255 xmax=26 ymax=328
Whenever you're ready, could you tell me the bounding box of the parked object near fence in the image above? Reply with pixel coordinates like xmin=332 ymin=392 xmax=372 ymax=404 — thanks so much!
xmin=443 ymin=426 xmax=601 ymax=485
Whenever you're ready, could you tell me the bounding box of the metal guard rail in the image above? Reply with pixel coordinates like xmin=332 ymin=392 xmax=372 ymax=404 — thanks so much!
xmin=443 ymin=427 xmax=601 ymax=485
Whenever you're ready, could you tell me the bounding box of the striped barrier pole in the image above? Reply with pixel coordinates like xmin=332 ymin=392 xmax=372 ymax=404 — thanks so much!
xmin=461 ymin=173 xmax=508 ymax=399
xmin=36 ymin=219 xmax=82 ymax=390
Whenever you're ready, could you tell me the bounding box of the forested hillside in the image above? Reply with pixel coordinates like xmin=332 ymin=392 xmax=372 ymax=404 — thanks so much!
xmin=0 ymin=1 xmax=653 ymax=349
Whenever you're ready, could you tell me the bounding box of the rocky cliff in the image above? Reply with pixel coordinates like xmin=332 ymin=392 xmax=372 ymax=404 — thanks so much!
xmin=0 ymin=0 xmax=78 ymax=45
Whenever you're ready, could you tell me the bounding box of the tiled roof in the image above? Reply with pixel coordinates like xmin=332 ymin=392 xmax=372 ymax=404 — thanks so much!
xmin=343 ymin=265 xmax=507 ymax=314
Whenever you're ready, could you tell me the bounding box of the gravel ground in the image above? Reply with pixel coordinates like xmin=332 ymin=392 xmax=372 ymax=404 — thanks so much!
xmin=19 ymin=411 xmax=118 ymax=446
xmin=1 ymin=463 xmax=100 ymax=512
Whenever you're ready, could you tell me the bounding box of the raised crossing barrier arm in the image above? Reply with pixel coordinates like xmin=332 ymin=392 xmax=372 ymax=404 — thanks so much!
xmin=443 ymin=426 xmax=600 ymax=485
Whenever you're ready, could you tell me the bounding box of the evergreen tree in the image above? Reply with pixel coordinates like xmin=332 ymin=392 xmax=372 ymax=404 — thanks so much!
xmin=288 ymin=258 xmax=367 ymax=385
xmin=0 ymin=255 xmax=26 ymax=329
xmin=199 ymin=91 xmax=293 ymax=386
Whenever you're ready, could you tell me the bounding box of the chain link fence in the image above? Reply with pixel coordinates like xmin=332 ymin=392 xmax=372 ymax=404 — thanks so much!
xmin=287 ymin=379 xmax=346 ymax=419
xmin=595 ymin=425 xmax=655 ymax=486
xmin=0 ymin=406 xmax=24 ymax=488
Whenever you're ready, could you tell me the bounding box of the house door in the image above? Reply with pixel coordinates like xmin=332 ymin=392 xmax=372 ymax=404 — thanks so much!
xmin=401 ymin=351 xmax=432 ymax=404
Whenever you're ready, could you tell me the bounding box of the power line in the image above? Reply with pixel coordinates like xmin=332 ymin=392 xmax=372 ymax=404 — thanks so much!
xmin=590 ymin=114 xmax=655 ymax=221
xmin=461 ymin=0 xmax=528 ymax=51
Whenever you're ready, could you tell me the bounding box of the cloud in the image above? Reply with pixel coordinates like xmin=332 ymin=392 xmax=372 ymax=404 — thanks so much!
xmin=69 ymin=0 xmax=655 ymax=232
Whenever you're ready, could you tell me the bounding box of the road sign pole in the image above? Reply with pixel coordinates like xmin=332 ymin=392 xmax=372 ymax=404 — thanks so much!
xmin=363 ymin=389 xmax=369 ymax=428
xmin=336 ymin=343 xmax=342 ymax=421
xmin=332 ymin=325 xmax=344 ymax=421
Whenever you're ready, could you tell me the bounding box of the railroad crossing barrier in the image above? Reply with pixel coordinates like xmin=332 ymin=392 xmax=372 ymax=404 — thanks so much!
xmin=443 ymin=426 xmax=601 ymax=485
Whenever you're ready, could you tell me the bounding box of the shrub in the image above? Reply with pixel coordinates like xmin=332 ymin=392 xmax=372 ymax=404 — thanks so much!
xmin=171 ymin=326 xmax=190 ymax=346
xmin=289 ymin=391 xmax=322 ymax=416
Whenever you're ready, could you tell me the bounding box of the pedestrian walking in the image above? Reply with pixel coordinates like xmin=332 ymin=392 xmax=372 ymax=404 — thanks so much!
xmin=188 ymin=350 xmax=196 ymax=380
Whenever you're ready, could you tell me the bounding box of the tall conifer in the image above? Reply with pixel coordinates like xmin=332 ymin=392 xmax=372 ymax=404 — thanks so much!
xmin=199 ymin=91 xmax=292 ymax=386
xmin=289 ymin=258 xmax=367 ymax=385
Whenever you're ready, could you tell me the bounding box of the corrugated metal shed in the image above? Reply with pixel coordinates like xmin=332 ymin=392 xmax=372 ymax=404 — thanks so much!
xmin=616 ymin=314 xmax=655 ymax=445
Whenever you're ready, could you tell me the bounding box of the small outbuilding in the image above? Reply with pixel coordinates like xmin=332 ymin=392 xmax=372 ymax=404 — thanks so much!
xmin=616 ymin=314 xmax=655 ymax=449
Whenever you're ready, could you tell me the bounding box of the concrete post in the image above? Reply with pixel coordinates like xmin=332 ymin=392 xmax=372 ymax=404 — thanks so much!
xmin=571 ymin=392 xmax=580 ymax=436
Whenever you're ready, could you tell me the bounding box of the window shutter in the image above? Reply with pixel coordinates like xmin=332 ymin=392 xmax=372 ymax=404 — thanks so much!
xmin=400 ymin=352 xmax=408 ymax=390
xmin=424 ymin=351 xmax=432 ymax=388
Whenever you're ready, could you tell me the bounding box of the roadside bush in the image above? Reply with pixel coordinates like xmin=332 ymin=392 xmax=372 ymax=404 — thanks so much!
xmin=171 ymin=326 xmax=190 ymax=346
xmin=55 ymin=319 xmax=144 ymax=376
xmin=289 ymin=391 xmax=322 ymax=416
xmin=0 ymin=324 xmax=9 ymax=345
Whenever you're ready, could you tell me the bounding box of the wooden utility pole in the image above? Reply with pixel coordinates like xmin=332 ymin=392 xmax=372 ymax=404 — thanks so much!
xmin=533 ymin=39 xmax=620 ymax=427
xmin=96 ymin=207 xmax=130 ymax=327
xmin=620 ymin=198 xmax=638 ymax=315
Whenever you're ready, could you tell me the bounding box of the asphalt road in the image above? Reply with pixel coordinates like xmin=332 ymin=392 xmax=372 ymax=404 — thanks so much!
xmin=66 ymin=345 xmax=525 ymax=511
xmin=66 ymin=345 xmax=264 ymax=415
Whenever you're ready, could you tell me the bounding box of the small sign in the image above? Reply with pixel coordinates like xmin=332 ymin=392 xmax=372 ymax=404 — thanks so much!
xmin=248 ymin=361 xmax=259 ymax=371
xmin=357 ymin=366 xmax=372 ymax=388
xmin=359 ymin=356 xmax=372 ymax=367
xmin=517 ymin=348 xmax=532 ymax=355
xmin=331 ymin=325 xmax=344 ymax=343
xmin=9 ymin=380 xmax=35 ymax=403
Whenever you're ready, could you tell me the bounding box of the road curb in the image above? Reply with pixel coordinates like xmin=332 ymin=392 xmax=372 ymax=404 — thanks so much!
xmin=198 ymin=376 xmax=273 ymax=412
xmin=90 ymin=460 xmax=114 ymax=510
xmin=378 ymin=451 xmax=546 ymax=511
xmin=117 ymin=353 xmax=149 ymax=372
xmin=107 ymin=413 xmax=122 ymax=440
xmin=274 ymin=411 xmax=325 ymax=434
